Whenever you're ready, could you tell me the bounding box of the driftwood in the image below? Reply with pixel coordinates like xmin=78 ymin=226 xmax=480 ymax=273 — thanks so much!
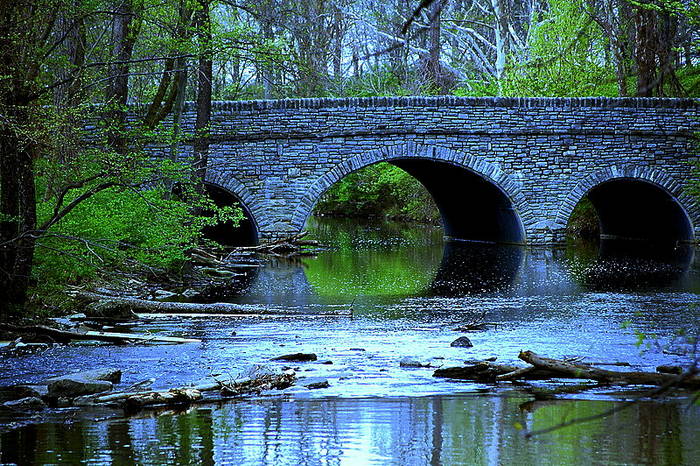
xmin=219 ymin=371 xmax=296 ymax=397
xmin=434 ymin=361 xmax=557 ymax=382
xmin=434 ymin=351 xmax=700 ymax=390
xmin=125 ymin=388 xmax=202 ymax=410
xmin=518 ymin=351 xmax=700 ymax=390
xmin=228 ymin=231 xmax=324 ymax=257
xmin=87 ymin=371 xmax=296 ymax=411
xmin=495 ymin=365 xmax=537 ymax=381
xmin=452 ymin=311 xmax=499 ymax=332
xmin=73 ymin=291 xmax=352 ymax=316
xmin=188 ymin=248 xmax=262 ymax=269
xmin=0 ymin=324 xmax=200 ymax=345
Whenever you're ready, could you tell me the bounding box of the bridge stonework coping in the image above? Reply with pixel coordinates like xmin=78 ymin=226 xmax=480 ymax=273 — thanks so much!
xmin=138 ymin=96 xmax=699 ymax=245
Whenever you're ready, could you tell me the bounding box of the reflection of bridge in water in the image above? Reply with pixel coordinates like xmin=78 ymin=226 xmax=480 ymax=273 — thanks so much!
xmin=223 ymin=237 xmax=695 ymax=304
xmin=578 ymin=240 xmax=695 ymax=291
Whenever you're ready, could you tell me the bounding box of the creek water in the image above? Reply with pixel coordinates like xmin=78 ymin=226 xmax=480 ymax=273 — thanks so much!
xmin=1 ymin=218 xmax=699 ymax=465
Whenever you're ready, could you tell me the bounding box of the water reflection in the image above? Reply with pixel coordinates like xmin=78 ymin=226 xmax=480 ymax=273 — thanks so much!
xmin=567 ymin=240 xmax=695 ymax=291
xmin=2 ymin=218 xmax=700 ymax=463
xmin=3 ymin=396 xmax=698 ymax=465
xmin=430 ymin=241 xmax=523 ymax=296
xmin=230 ymin=219 xmax=697 ymax=305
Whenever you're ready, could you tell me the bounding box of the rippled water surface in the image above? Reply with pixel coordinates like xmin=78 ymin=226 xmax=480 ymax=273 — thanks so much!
xmin=1 ymin=218 xmax=699 ymax=465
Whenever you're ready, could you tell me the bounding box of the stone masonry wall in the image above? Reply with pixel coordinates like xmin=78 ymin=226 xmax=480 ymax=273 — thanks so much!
xmin=136 ymin=96 xmax=700 ymax=244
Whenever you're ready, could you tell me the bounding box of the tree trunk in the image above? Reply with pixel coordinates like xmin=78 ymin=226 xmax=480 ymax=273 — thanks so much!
xmin=105 ymin=0 xmax=141 ymax=152
xmin=73 ymin=291 xmax=353 ymax=316
xmin=426 ymin=0 xmax=444 ymax=92
xmin=193 ymin=0 xmax=212 ymax=196
xmin=0 ymin=103 xmax=37 ymax=312
xmin=492 ymin=0 xmax=511 ymax=81
xmin=634 ymin=6 xmax=657 ymax=96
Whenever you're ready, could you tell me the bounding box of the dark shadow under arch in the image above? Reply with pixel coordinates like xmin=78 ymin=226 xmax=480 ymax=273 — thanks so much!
xmin=389 ymin=159 xmax=525 ymax=244
xmin=585 ymin=179 xmax=693 ymax=242
xmin=203 ymin=183 xmax=259 ymax=246
xmin=294 ymin=144 xmax=530 ymax=244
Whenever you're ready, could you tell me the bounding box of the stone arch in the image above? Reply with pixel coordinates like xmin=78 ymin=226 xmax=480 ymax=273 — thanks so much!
xmin=556 ymin=165 xmax=697 ymax=241
xmin=205 ymin=170 xmax=264 ymax=241
xmin=291 ymin=143 xmax=530 ymax=242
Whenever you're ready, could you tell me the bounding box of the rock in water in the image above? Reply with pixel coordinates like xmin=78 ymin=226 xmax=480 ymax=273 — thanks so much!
xmin=450 ymin=336 xmax=473 ymax=348
xmin=400 ymin=357 xmax=426 ymax=368
xmin=2 ymin=397 xmax=47 ymax=411
xmin=85 ymin=300 xmax=138 ymax=319
xmin=656 ymin=365 xmax=683 ymax=375
xmin=303 ymin=378 xmax=330 ymax=389
xmin=0 ymin=385 xmax=45 ymax=403
xmin=48 ymin=378 xmax=113 ymax=398
xmin=46 ymin=368 xmax=122 ymax=384
xmin=271 ymin=353 xmax=318 ymax=362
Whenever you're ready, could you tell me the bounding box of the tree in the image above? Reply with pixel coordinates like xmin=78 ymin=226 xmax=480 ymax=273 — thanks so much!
xmin=193 ymin=0 xmax=213 ymax=196
xmin=0 ymin=0 xmax=240 ymax=314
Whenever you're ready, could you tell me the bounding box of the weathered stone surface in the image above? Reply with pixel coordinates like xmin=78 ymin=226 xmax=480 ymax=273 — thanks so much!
xmin=2 ymin=397 xmax=47 ymax=411
xmin=45 ymin=368 xmax=122 ymax=384
xmin=47 ymin=378 xmax=113 ymax=398
xmin=0 ymin=385 xmax=46 ymax=403
xmin=271 ymin=353 xmax=318 ymax=362
xmin=450 ymin=337 xmax=474 ymax=348
xmin=113 ymin=96 xmax=700 ymax=245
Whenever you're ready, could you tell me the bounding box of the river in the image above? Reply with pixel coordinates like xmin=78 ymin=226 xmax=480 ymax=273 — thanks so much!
xmin=1 ymin=218 xmax=699 ymax=465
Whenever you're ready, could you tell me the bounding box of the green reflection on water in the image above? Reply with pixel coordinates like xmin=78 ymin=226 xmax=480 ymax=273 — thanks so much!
xmin=303 ymin=218 xmax=444 ymax=298
xmin=2 ymin=396 xmax=698 ymax=465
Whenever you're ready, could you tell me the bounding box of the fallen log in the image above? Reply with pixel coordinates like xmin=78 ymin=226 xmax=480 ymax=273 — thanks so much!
xmin=519 ymin=351 xmax=700 ymax=390
xmin=125 ymin=388 xmax=202 ymax=411
xmin=72 ymin=292 xmax=352 ymax=316
xmin=219 ymin=371 xmax=296 ymax=396
xmin=496 ymin=366 xmax=536 ymax=381
xmin=227 ymin=231 xmax=326 ymax=257
xmin=0 ymin=324 xmax=200 ymax=345
xmin=87 ymin=372 xmax=296 ymax=410
xmin=433 ymin=361 xmax=556 ymax=383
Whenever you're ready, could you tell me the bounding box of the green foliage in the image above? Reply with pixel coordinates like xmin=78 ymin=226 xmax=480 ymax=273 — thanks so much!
xmin=503 ymin=0 xmax=614 ymax=97
xmin=33 ymin=178 xmax=243 ymax=294
xmin=455 ymin=0 xmax=617 ymax=98
xmin=329 ymin=67 xmax=419 ymax=98
xmin=314 ymin=163 xmax=440 ymax=223
xmin=303 ymin=218 xmax=442 ymax=299
xmin=28 ymin=104 xmax=244 ymax=300
xmin=566 ymin=196 xmax=600 ymax=241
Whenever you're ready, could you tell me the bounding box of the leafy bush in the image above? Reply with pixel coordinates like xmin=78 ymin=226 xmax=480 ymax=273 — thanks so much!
xmin=32 ymin=179 xmax=243 ymax=297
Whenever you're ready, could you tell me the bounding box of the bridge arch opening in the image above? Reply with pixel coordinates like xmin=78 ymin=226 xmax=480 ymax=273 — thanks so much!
xmin=568 ymin=178 xmax=693 ymax=242
xmin=310 ymin=158 xmax=525 ymax=244
xmin=202 ymin=183 xmax=259 ymax=246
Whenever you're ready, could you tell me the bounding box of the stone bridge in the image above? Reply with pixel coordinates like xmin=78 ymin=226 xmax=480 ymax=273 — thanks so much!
xmin=155 ymin=96 xmax=700 ymax=245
